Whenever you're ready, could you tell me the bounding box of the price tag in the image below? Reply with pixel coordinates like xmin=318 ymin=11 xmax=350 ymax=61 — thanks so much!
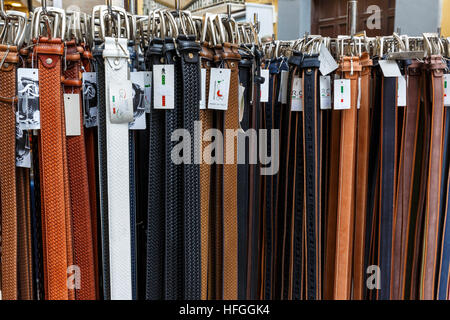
xmin=200 ymin=68 xmax=207 ymax=110
xmin=291 ymin=76 xmax=303 ymax=112
xmin=82 ymin=72 xmax=98 ymax=127
xmin=357 ymin=77 xmax=361 ymax=109
xmin=260 ymin=69 xmax=270 ymax=102
xmin=278 ymin=70 xmax=289 ymax=104
xmin=15 ymin=127 xmax=31 ymax=168
xmin=397 ymin=75 xmax=407 ymax=107
xmin=444 ymin=74 xmax=450 ymax=106
xmin=153 ymin=65 xmax=175 ymax=109
xmin=319 ymin=45 xmax=339 ymax=76
xmin=334 ymin=79 xmax=351 ymax=110
xmin=379 ymin=60 xmax=402 ymax=77
xmin=64 ymin=93 xmax=81 ymax=136
xmin=109 ymin=80 xmax=134 ymax=123
xmin=129 ymin=72 xmax=147 ymax=130
xmin=239 ymin=85 xmax=245 ymax=122
xmin=208 ymin=68 xmax=231 ymax=110
xmin=17 ymin=68 xmax=40 ymax=130
xmin=320 ymin=76 xmax=332 ymax=110
xmin=143 ymin=71 xmax=152 ymax=113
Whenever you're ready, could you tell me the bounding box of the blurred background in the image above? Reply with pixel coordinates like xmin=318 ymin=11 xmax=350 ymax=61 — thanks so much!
xmin=4 ymin=0 xmax=450 ymax=40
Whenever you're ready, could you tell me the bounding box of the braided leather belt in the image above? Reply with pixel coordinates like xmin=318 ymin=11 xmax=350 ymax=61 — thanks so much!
xmin=35 ymin=37 xmax=74 ymax=300
xmin=334 ymin=56 xmax=360 ymax=300
xmin=63 ymin=40 xmax=96 ymax=300
xmin=103 ymin=37 xmax=132 ymax=300
xmin=0 ymin=44 xmax=19 ymax=300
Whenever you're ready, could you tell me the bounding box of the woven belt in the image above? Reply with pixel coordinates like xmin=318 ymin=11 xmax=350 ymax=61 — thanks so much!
xmin=334 ymin=56 xmax=360 ymax=300
xmin=178 ymin=35 xmax=201 ymax=300
xmin=0 ymin=44 xmax=19 ymax=300
xmin=93 ymin=43 xmax=110 ymax=299
xmin=103 ymin=37 xmax=132 ymax=300
xmin=199 ymin=42 xmax=214 ymax=300
xmin=145 ymin=37 xmax=165 ymax=300
xmin=353 ymin=53 xmax=373 ymax=299
xmin=63 ymin=40 xmax=96 ymax=300
xmin=420 ymin=55 xmax=446 ymax=300
xmin=35 ymin=37 xmax=73 ymax=300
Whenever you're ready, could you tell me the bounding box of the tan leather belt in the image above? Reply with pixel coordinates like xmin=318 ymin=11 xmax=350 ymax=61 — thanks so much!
xmin=334 ymin=56 xmax=361 ymax=299
xmin=0 ymin=44 xmax=19 ymax=300
xmin=63 ymin=40 xmax=96 ymax=300
xmin=35 ymin=37 xmax=74 ymax=300
xmin=353 ymin=53 xmax=372 ymax=299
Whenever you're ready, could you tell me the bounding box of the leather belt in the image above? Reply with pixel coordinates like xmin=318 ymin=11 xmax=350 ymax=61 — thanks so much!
xmin=103 ymin=37 xmax=132 ymax=300
xmin=0 ymin=44 xmax=19 ymax=300
xmin=35 ymin=37 xmax=74 ymax=300
xmin=353 ymin=53 xmax=373 ymax=299
xmin=334 ymin=56 xmax=360 ymax=299
xmin=420 ymin=55 xmax=447 ymax=300
xmin=63 ymin=40 xmax=96 ymax=300
xmin=178 ymin=34 xmax=201 ymax=300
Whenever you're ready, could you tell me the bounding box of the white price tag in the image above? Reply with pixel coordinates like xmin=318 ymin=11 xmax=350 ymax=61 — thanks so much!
xmin=109 ymin=80 xmax=134 ymax=123
xmin=144 ymin=71 xmax=152 ymax=113
xmin=357 ymin=77 xmax=361 ymax=109
xmin=17 ymin=68 xmax=40 ymax=130
xmin=153 ymin=65 xmax=175 ymax=109
xmin=334 ymin=79 xmax=351 ymax=110
xmin=208 ymin=68 xmax=231 ymax=110
xmin=320 ymin=76 xmax=332 ymax=110
xmin=82 ymin=72 xmax=98 ymax=128
xmin=444 ymin=74 xmax=450 ymax=106
xmin=129 ymin=72 xmax=147 ymax=130
xmin=200 ymin=68 xmax=207 ymax=110
xmin=397 ymin=75 xmax=407 ymax=107
xmin=319 ymin=45 xmax=339 ymax=76
xmin=278 ymin=70 xmax=289 ymax=104
xmin=260 ymin=69 xmax=270 ymax=102
xmin=239 ymin=85 xmax=245 ymax=122
xmin=64 ymin=93 xmax=81 ymax=136
xmin=291 ymin=77 xmax=303 ymax=112
xmin=379 ymin=60 xmax=402 ymax=77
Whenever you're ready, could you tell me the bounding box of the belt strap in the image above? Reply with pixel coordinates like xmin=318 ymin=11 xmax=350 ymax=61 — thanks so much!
xmin=420 ymin=55 xmax=447 ymax=300
xmin=0 ymin=44 xmax=19 ymax=300
xmin=334 ymin=56 xmax=360 ymax=299
xmin=353 ymin=53 xmax=373 ymax=299
xmin=103 ymin=37 xmax=132 ymax=300
xmin=63 ymin=40 xmax=96 ymax=300
xmin=35 ymin=37 xmax=73 ymax=300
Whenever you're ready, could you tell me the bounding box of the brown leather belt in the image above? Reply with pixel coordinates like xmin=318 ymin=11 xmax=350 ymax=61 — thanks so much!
xmin=334 ymin=56 xmax=361 ymax=299
xmin=63 ymin=40 xmax=96 ymax=300
xmin=420 ymin=55 xmax=447 ymax=300
xmin=35 ymin=37 xmax=74 ymax=300
xmin=353 ymin=53 xmax=372 ymax=299
xmin=0 ymin=44 xmax=19 ymax=300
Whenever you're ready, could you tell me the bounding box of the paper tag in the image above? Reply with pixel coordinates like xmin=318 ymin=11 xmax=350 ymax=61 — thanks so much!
xmin=153 ymin=65 xmax=175 ymax=109
xmin=129 ymin=72 xmax=147 ymax=130
xmin=444 ymin=74 xmax=450 ymax=106
xmin=208 ymin=68 xmax=231 ymax=110
xmin=239 ymin=85 xmax=245 ymax=122
xmin=82 ymin=72 xmax=98 ymax=128
xmin=64 ymin=94 xmax=81 ymax=136
xmin=291 ymin=77 xmax=303 ymax=112
xmin=17 ymin=68 xmax=40 ymax=130
xmin=15 ymin=124 xmax=31 ymax=168
xmin=278 ymin=70 xmax=289 ymax=104
xmin=357 ymin=77 xmax=361 ymax=109
xmin=319 ymin=45 xmax=339 ymax=76
xmin=320 ymin=76 xmax=332 ymax=110
xmin=334 ymin=79 xmax=351 ymax=110
xmin=200 ymin=68 xmax=207 ymax=110
xmin=397 ymin=75 xmax=407 ymax=107
xmin=379 ymin=60 xmax=402 ymax=77
xmin=143 ymin=71 xmax=152 ymax=113
xmin=109 ymin=80 xmax=134 ymax=123
xmin=260 ymin=69 xmax=270 ymax=102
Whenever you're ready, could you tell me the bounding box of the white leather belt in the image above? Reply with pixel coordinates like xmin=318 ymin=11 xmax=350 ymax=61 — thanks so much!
xmin=103 ymin=37 xmax=132 ymax=300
